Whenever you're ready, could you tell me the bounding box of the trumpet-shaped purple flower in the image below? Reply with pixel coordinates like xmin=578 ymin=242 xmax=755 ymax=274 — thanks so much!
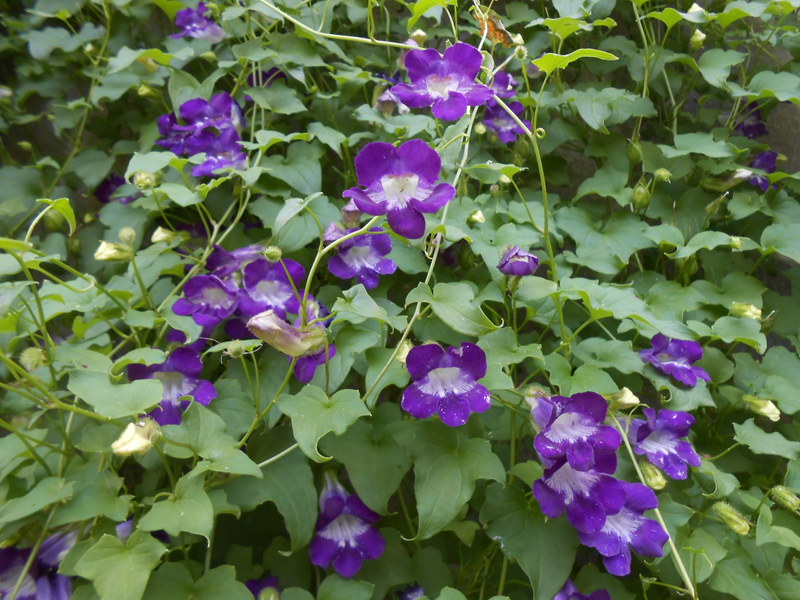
xmin=128 ymin=347 xmax=217 ymax=425
xmin=0 ymin=532 xmax=75 ymax=600
xmin=310 ymin=474 xmax=386 ymax=578
xmin=391 ymin=43 xmax=493 ymax=120
xmin=484 ymin=101 xmax=530 ymax=143
xmin=401 ymin=342 xmax=492 ymax=427
xmin=172 ymin=274 xmax=238 ymax=327
xmin=749 ymin=151 xmax=777 ymax=192
xmin=628 ymin=409 xmax=701 ymax=480
xmin=552 ymin=580 xmax=610 ymax=600
xmin=327 ymin=227 xmax=397 ymax=289
xmin=206 ymin=243 xmax=264 ymax=281
xmin=174 ymin=92 xmax=243 ymax=135
xmin=293 ymin=300 xmax=336 ymax=383
xmin=532 ymin=392 xmax=622 ymax=471
xmin=186 ymin=128 xmax=248 ymax=177
xmin=533 ymin=456 xmax=626 ymax=534
xmin=157 ymin=113 xmax=191 ymax=154
xmin=497 ymin=245 xmax=539 ymax=276
xmin=342 ymin=140 xmax=455 ymax=239
xmin=172 ymin=2 xmax=224 ymax=43
xmin=490 ymin=70 xmax=520 ymax=99
xmin=578 ymin=481 xmax=668 ymax=576
xmin=735 ymin=103 xmax=768 ymax=139
xmin=239 ymin=257 xmax=305 ymax=318
xmin=245 ymin=576 xmax=280 ymax=598
xmin=640 ymin=334 xmax=710 ymax=387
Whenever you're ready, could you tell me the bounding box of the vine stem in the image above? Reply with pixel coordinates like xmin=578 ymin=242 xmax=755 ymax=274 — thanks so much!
xmin=613 ymin=416 xmax=698 ymax=600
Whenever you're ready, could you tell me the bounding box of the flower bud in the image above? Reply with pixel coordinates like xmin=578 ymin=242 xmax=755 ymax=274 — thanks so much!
xmin=133 ymin=170 xmax=158 ymax=190
xmin=654 ymin=168 xmax=672 ymax=182
xmin=118 ymin=227 xmax=136 ymax=245
xmin=18 ymin=141 xmax=33 ymax=152
xmin=473 ymin=122 xmax=487 ymax=135
xmin=111 ymin=419 xmax=160 ymax=456
xmin=199 ymin=51 xmax=218 ymax=64
xmin=640 ymin=461 xmax=667 ymax=490
xmin=395 ymin=340 xmax=413 ymax=364
xmin=742 ymin=394 xmax=781 ymax=422
xmin=468 ymin=209 xmax=486 ymax=224
xmin=730 ymin=303 xmax=762 ymax=320
xmin=84 ymin=43 xmax=96 ymax=56
xmin=151 ymin=226 xmax=177 ymax=244
xmin=257 ymin=589 xmax=280 ymax=600
xmin=19 ymin=347 xmax=47 ymax=372
xmin=341 ymin=200 xmax=362 ymax=228
xmin=632 ymin=183 xmax=651 ymax=211
xmin=769 ymin=485 xmax=800 ymax=513
xmin=676 ymin=256 xmax=698 ymax=277
xmin=713 ymin=501 xmax=751 ymax=535
xmin=690 ymin=30 xmax=706 ymax=52
xmin=135 ymin=55 xmax=159 ymax=73
xmin=247 ymin=310 xmax=327 ymax=357
xmin=43 ymin=209 xmax=67 ymax=231
xmin=626 ymin=141 xmax=643 ymax=164
xmin=513 ymin=39 xmax=528 ymax=60
xmin=499 ymin=174 xmax=512 ymax=185
xmin=607 ymin=387 xmax=641 ymax=411
xmin=262 ymin=245 xmax=283 ymax=263
xmin=688 ymin=3 xmax=704 ymax=13
xmin=223 ymin=339 xmax=255 ymax=360
xmin=409 ymin=29 xmax=427 ymax=45
xmin=137 ymin=84 xmax=160 ymax=99
xmin=730 ymin=236 xmax=743 ymax=249
xmin=94 ymin=241 xmax=133 ymax=261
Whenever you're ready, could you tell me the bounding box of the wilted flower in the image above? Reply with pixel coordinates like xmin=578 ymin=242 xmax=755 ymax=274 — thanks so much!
xmin=552 ymin=580 xmax=611 ymax=600
xmin=391 ymin=43 xmax=493 ymax=120
xmin=0 ymin=531 xmax=76 ymax=600
xmin=627 ymin=408 xmax=702 ymax=480
xmin=578 ymin=481 xmax=668 ymax=575
xmin=111 ymin=418 xmax=161 ymax=456
xmin=497 ymin=245 xmax=539 ymax=276
xmin=309 ymin=473 xmax=385 ymax=577
xmin=326 ymin=227 xmax=397 ymax=290
xmin=342 ymin=139 xmax=455 ymax=239
xmin=172 ymin=274 xmax=238 ymax=327
xmin=401 ymin=342 xmax=492 ymax=427
xmin=246 ymin=309 xmax=326 ymax=358
xmin=639 ymin=334 xmax=711 ymax=387
xmin=128 ymin=347 xmax=218 ymax=425
xmin=172 ymin=2 xmax=224 ymax=43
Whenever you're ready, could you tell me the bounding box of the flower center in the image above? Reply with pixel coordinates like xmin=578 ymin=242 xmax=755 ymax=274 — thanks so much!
xmin=153 ymin=371 xmax=194 ymax=403
xmin=600 ymin=508 xmax=641 ymax=542
xmin=380 ymin=173 xmax=420 ymax=208
xmin=426 ymin=74 xmax=458 ymax=100
xmin=419 ymin=366 xmax=473 ymax=397
xmin=545 ymin=412 xmax=598 ymax=444
xmin=202 ymin=286 xmax=233 ymax=308
xmin=639 ymin=430 xmax=678 ymax=456
xmin=342 ymin=245 xmax=378 ymax=270
xmin=254 ymin=280 xmax=292 ymax=307
xmin=546 ymin=462 xmax=599 ymax=503
xmin=320 ymin=514 xmax=368 ymax=547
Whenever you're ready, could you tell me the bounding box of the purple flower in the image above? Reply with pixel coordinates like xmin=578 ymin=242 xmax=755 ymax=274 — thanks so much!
xmin=399 ymin=584 xmax=426 ymax=600
xmin=293 ymin=300 xmax=336 ymax=383
xmin=628 ymin=408 xmax=702 ymax=480
xmin=532 ymin=392 xmax=622 ymax=471
xmin=238 ymin=257 xmax=305 ymax=318
xmin=735 ymin=103 xmax=768 ymax=139
xmin=497 ymin=245 xmax=539 ymax=276
xmin=578 ymin=481 xmax=668 ymax=575
xmin=533 ymin=456 xmax=626 ymax=534
xmin=0 ymin=531 xmax=75 ymax=600
xmin=246 ymin=576 xmax=280 ymax=598
xmin=342 ymin=140 xmax=455 ymax=239
xmin=95 ymin=174 xmax=138 ymax=205
xmin=174 ymin=92 xmax=243 ymax=135
xmin=748 ymin=150 xmax=777 ymax=192
xmin=552 ymin=580 xmax=610 ymax=600
xmin=639 ymin=334 xmax=711 ymax=387
xmin=128 ymin=347 xmax=217 ymax=425
xmin=484 ymin=100 xmax=530 ymax=143
xmin=185 ymin=128 xmax=248 ymax=177
xmin=401 ymin=342 xmax=492 ymax=427
xmin=157 ymin=113 xmax=191 ymax=154
xmin=172 ymin=274 xmax=238 ymax=327
xmin=391 ymin=43 xmax=494 ymax=120
xmin=327 ymin=227 xmax=397 ymax=289
xmin=172 ymin=2 xmax=224 ymax=43
xmin=310 ymin=473 xmax=386 ymax=577
xmin=490 ymin=70 xmax=520 ymax=99
xmin=206 ymin=243 xmax=264 ymax=281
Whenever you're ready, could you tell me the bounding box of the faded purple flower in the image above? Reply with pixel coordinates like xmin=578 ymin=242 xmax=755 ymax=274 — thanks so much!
xmin=497 ymin=245 xmax=539 ymax=276
xmin=342 ymin=140 xmax=455 ymax=239
xmin=749 ymin=150 xmax=777 ymax=192
xmin=239 ymin=257 xmax=304 ymax=318
xmin=206 ymin=243 xmax=265 ymax=282
xmin=310 ymin=473 xmax=385 ymax=578
xmin=391 ymin=43 xmax=493 ymax=120
xmin=186 ymin=128 xmax=248 ymax=177
xmin=735 ymin=103 xmax=768 ymax=139
xmin=628 ymin=408 xmax=701 ymax=480
xmin=639 ymin=334 xmax=710 ymax=387
xmin=532 ymin=392 xmax=622 ymax=471
xmin=128 ymin=347 xmax=217 ymax=425
xmin=293 ymin=299 xmax=336 ymax=383
xmin=401 ymin=342 xmax=492 ymax=427
xmin=552 ymin=580 xmax=611 ymax=600
xmin=173 ymin=2 xmax=224 ymax=43
xmin=172 ymin=274 xmax=238 ymax=327
xmin=247 ymin=309 xmax=326 ymax=358
xmin=327 ymin=227 xmax=397 ymax=289
xmin=578 ymin=481 xmax=668 ymax=576
xmin=246 ymin=576 xmax=280 ymax=598
xmin=484 ymin=100 xmax=530 ymax=143
xmin=0 ymin=531 xmax=76 ymax=600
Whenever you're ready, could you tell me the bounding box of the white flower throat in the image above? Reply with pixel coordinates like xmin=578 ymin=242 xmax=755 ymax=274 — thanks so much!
xmin=381 ymin=173 xmax=420 ymax=208
xmin=426 ymin=74 xmax=458 ymax=100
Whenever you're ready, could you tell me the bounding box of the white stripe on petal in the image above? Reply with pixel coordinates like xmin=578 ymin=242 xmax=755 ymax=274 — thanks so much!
xmin=320 ymin=514 xmax=369 ymax=548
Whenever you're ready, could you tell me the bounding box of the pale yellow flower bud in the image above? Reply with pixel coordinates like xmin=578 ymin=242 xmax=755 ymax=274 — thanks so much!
xmin=743 ymin=394 xmax=781 ymax=422
xmin=690 ymin=30 xmax=706 ymax=51
xmin=94 ymin=241 xmax=132 ymax=261
xmin=151 ymin=227 xmax=177 ymax=244
xmin=118 ymin=227 xmax=136 ymax=245
xmin=713 ymin=501 xmax=751 ymax=535
xmin=730 ymin=303 xmax=762 ymax=320
xmin=112 ymin=419 xmax=160 ymax=456
xmin=247 ymin=310 xmax=326 ymax=357
xmin=395 ymin=340 xmax=414 ymax=364
xmin=607 ymin=387 xmax=641 ymax=411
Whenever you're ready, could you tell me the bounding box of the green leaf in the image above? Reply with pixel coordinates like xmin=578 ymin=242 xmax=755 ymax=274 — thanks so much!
xmin=710 ymin=552 xmax=775 ymax=600
xmin=756 ymin=504 xmax=800 ymax=551
xmin=322 ymin=404 xmax=412 ymax=513
xmin=670 ymin=230 xmax=732 ymax=258
xmin=762 ymin=222 xmax=800 ymax=263
xmin=111 ymin=348 xmax=166 ymax=375
xmin=477 ymin=328 xmax=543 ymax=367
xmin=331 ymin=284 xmax=407 ymax=329
xmin=735 ymin=70 xmax=800 ymax=104
xmin=734 ymin=347 xmax=800 ymax=415
xmin=574 ymin=338 xmax=642 ymax=374
xmin=139 ymin=474 xmax=214 ymax=538
xmin=168 ymin=69 xmax=204 ymax=110
xmin=532 ymin=16 xmax=617 ymax=41
xmin=278 ymin=385 xmax=370 ymax=462
xmin=308 ymin=122 xmax=346 ymax=155
xmin=145 ymin=564 xmax=252 ymax=600
xmin=532 ymin=49 xmax=617 ymax=75
xmin=67 ymin=371 xmax=162 ymax=419
xmin=274 ymin=192 xmax=324 ymax=232
xmin=156 ymin=183 xmax=202 ymax=207
xmin=74 ymin=532 xmax=167 ymax=600
xmin=407 ymin=0 xmax=456 ymax=30
xmin=52 ymin=457 xmax=130 ymax=525
xmin=660 ymin=133 xmax=735 ymax=158
xmin=0 ymin=477 xmax=74 ymax=525
xmin=261 ymin=141 xmax=323 ymax=195
xmin=697 ymin=49 xmax=746 ymax=88
xmin=480 ymin=484 xmax=577 ymax=600
xmin=464 ymin=161 xmax=526 ymax=183
xmin=406 ymin=282 xmax=499 ymax=337
xmin=124 ymin=151 xmax=176 ymax=180
xmin=38 ymin=197 xmax=76 ymax=234
xmin=734 ymin=419 xmax=800 ymax=459
xmin=317 ymin=574 xmax=374 ymax=600
xmin=409 ymin=422 xmax=505 ymax=539
xmin=247 ymin=82 xmax=306 ymax=115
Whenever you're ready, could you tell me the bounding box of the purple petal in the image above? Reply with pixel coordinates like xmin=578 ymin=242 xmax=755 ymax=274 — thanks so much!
xmin=442 ymin=43 xmax=484 ymax=80
xmin=410 ymin=182 xmax=456 ymax=213
xmin=353 ymin=142 xmax=397 ymax=188
xmin=387 ymin=206 xmax=426 ymax=239
xmin=401 ymin=383 xmax=439 ymax=419
xmin=406 ymin=344 xmax=445 ymax=380
xmin=395 ymin=139 xmax=442 ymax=184
xmin=405 ymin=47 xmax=443 ymax=81
xmin=391 ymin=83 xmax=435 ymax=109
xmin=431 ymin=92 xmax=468 ymax=121
xmin=343 ymin=186 xmax=386 ymax=215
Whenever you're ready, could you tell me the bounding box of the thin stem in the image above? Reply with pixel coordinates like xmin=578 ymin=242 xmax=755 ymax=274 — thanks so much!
xmin=256 ymin=442 xmax=299 ymax=468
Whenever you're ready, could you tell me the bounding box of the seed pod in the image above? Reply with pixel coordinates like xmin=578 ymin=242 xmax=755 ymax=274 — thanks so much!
xmin=769 ymin=486 xmax=800 ymax=514
xmin=640 ymin=461 xmax=667 ymax=490
xmin=713 ymin=501 xmax=751 ymax=536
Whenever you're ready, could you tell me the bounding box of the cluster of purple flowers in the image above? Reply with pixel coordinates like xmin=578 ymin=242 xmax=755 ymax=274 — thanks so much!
xmin=172 ymin=2 xmax=224 ymax=43
xmin=157 ymin=92 xmax=247 ymax=177
xmin=310 ymin=473 xmax=385 ymax=577
xmin=0 ymin=531 xmax=75 ymax=600
xmin=531 ymin=392 xmax=669 ymax=575
xmin=732 ymin=102 xmax=777 ymax=191
xmin=483 ymin=70 xmax=531 ymax=143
